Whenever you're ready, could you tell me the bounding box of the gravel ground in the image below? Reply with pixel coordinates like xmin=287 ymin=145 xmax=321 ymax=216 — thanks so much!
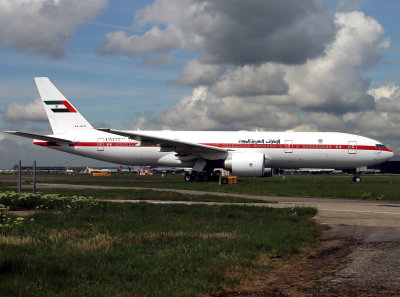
xmin=211 ymin=227 xmax=400 ymax=297
xmin=329 ymin=242 xmax=400 ymax=288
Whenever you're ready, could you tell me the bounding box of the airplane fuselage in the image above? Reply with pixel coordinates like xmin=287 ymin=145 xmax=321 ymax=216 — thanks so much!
xmin=33 ymin=130 xmax=393 ymax=170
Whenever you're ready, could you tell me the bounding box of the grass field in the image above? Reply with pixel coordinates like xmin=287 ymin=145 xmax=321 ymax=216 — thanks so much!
xmin=0 ymin=185 xmax=266 ymax=204
xmin=3 ymin=173 xmax=392 ymax=296
xmin=0 ymin=194 xmax=319 ymax=297
xmin=7 ymin=173 xmax=400 ymax=201
xmin=34 ymin=188 xmax=268 ymax=203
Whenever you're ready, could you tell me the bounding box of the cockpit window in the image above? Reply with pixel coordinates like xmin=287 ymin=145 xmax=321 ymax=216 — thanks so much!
xmin=376 ymin=144 xmax=386 ymax=149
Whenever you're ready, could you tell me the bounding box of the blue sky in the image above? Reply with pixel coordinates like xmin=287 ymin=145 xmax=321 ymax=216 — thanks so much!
xmin=357 ymin=1 xmax=400 ymax=86
xmin=1 ymin=0 xmax=400 ymax=168
xmin=1 ymin=1 xmax=192 ymax=127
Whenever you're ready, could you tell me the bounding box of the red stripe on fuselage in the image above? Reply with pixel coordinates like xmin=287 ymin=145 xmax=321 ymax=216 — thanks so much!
xmin=73 ymin=142 xmax=140 ymax=147
xmin=203 ymin=143 xmax=391 ymax=152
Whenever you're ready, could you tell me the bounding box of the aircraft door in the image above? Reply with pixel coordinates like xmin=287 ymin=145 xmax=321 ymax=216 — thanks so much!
xmin=97 ymin=138 xmax=105 ymax=151
xmin=348 ymin=141 xmax=357 ymax=154
xmin=285 ymin=140 xmax=293 ymax=153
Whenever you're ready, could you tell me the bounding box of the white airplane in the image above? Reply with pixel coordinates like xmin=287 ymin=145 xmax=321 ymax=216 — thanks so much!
xmin=6 ymin=77 xmax=394 ymax=182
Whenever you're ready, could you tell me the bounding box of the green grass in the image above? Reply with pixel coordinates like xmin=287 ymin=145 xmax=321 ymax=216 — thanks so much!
xmin=0 ymin=187 xmax=267 ymax=204
xmin=0 ymin=202 xmax=319 ymax=297
xmin=27 ymin=174 xmax=400 ymax=201
xmin=37 ymin=188 xmax=267 ymax=203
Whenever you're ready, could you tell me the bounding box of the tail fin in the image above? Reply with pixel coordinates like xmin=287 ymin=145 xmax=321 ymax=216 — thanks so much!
xmin=34 ymin=77 xmax=93 ymax=134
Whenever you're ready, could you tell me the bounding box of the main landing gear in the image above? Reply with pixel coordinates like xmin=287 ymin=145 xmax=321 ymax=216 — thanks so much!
xmin=349 ymin=168 xmax=363 ymax=182
xmin=184 ymin=171 xmax=219 ymax=182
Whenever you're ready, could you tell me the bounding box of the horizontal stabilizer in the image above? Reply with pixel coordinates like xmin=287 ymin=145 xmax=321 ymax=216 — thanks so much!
xmin=5 ymin=131 xmax=74 ymax=145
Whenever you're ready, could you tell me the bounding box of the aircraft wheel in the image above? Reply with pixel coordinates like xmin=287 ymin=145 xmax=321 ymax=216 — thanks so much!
xmin=185 ymin=174 xmax=192 ymax=182
xmin=193 ymin=175 xmax=200 ymax=182
xmin=353 ymin=176 xmax=362 ymax=183
xmin=202 ymin=175 xmax=209 ymax=182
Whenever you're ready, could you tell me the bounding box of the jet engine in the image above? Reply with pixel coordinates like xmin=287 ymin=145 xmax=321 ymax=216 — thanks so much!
xmin=223 ymin=153 xmax=266 ymax=177
xmin=263 ymin=167 xmax=273 ymax=177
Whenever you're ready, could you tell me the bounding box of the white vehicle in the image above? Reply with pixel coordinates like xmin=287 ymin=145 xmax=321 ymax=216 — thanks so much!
xmin=83 ymin=167 xmax=112 ymax=174
xmin=7 ymin=77 xmax=394 ymax=182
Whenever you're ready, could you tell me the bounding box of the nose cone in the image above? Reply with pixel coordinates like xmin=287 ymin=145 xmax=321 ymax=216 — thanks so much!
xmin=383 ymin=149 xmax=395 ymax=161
xmin=388 ymin=150 xmax=395 ymax=160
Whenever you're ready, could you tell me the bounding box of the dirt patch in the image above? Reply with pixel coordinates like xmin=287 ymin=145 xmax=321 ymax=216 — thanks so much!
xmin=200 ymin=232 xmax=237 ymax=240
xmin=8 ymin=210 xmax=62 ymax=217
xmin=8 ymin=210 xmax=41 ymax=216
xmin=0 ymin=235 xmax=32 ymax=245
xmin=211 ymin=234 xmax=400 ymax=297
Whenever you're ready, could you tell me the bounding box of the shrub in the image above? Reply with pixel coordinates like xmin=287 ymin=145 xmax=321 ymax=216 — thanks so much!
xmin=0 ymin=192 xmax=99 ymax=211
xmin=0 ymin=204 xmax=25 ymax=235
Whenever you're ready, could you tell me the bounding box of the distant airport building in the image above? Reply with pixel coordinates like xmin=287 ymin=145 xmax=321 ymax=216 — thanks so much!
xmin=11 ymin=164 xmax=140 ymax=174
xmin=13 ymin=164 xmax=74 ymax=174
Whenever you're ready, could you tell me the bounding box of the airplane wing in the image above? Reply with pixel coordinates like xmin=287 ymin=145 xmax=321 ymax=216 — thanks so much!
xmin=98 ymin=128 xmax=229 ymax=159
xmin=5 ymin=131 xmax=75 ymax=145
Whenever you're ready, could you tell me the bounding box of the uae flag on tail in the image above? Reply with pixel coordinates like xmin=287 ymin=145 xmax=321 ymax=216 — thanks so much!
xmin=44 ymin=101 xmax=77 ymax=113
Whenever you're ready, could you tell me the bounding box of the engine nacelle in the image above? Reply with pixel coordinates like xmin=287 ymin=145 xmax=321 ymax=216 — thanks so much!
xmin=263 ymin=168 xmax=273 ymax=177
xmin=224 ymin=153 xmax=265 ymax=177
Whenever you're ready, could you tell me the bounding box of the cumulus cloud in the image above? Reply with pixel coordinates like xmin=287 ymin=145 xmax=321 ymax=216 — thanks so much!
xmin=369 ymin=85 xmax=400 ymax=113
xmin=176 ymin=60 xmax=288 ymax=96
xmin=99 ymin=2 xmax=397 ymax=153
xmin=99 ymin=0 xmax=335 ymax=65
xmin=296 ymin=82 xmax=400 ymax=151
xmin=175 ymin=59 xmax=224 ymax=86
xmin=211 ymin=63 xmax=289 ymax=97
xmin=284 ymin=11 xmax=389 ymax=114
xmin=156 ymin=87 xmax=300 ymax=131
xmin=155 ymin=11 xmax=389 ymax=132
xmin=369 ymin=84 xmax=400 ymax=100
xmin=0 ymin=0 xmax=107 ymax=57
xmin=301 ymin=112 xmax=347 ymax=132
xmin=191 ymin=0 xmax=335 ymax=65
xmin=364 ymin=84 xmax=400 ymax=137
xmin=3 ymin=98 xmax=47 ymax=122
xmin=99 ymin=27 xmax=180 ymax=56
